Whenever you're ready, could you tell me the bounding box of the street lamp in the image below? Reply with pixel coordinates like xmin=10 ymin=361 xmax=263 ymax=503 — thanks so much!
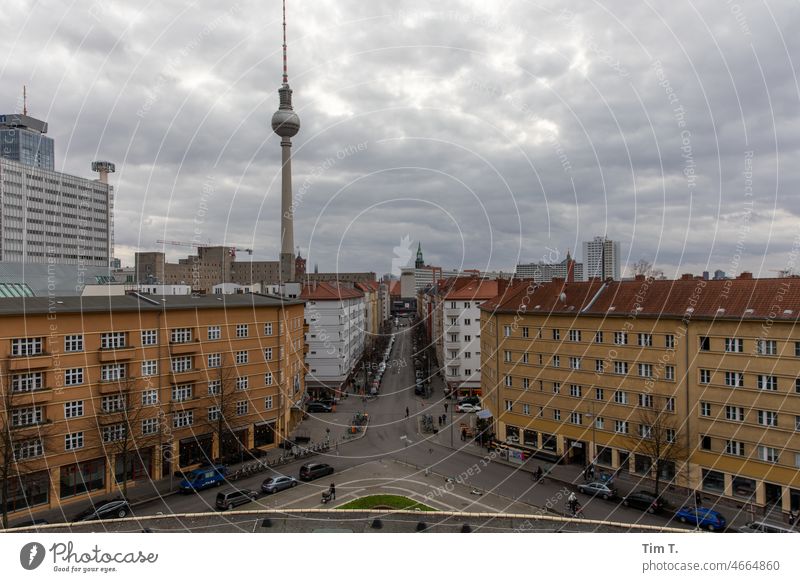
xmin=585 ymin=400 xmax=596 ymax=471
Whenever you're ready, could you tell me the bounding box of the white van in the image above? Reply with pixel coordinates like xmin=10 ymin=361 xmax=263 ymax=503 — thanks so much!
xmin=738 ymin=519 xmax=798 ymax=533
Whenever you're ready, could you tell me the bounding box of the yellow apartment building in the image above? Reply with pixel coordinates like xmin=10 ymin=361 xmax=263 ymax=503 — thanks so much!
xmin=0 ymin=293 xmax=305 ymax=521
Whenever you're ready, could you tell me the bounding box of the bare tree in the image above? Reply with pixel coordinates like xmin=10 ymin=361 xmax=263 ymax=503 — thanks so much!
xmin=632 ymin=259 xmax=665 ymax=279
xmin=0 ymin=360 xmax=51 ymax=528
xmin=95 ymin=376 xmax=160 ymax=497
xmin=205 ymin=357 xmax=243 ymax=463
xmin=627 ymin=397 xmax=688 ymax=497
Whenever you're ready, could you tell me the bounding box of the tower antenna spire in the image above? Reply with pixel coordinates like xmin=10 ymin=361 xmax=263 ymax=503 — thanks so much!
xmin=282 ymin=0 xmax=288 ymax=85
xmin=23 ymin=85 xmax=27 ymax=116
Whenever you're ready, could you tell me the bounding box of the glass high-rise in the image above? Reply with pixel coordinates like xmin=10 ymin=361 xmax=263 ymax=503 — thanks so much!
xmin=0 ymin=113 xmax=54 ymax=170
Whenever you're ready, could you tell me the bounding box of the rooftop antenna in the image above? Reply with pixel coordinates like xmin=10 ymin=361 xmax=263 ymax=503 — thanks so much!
xmin=282 ymin=0 xmax=288 ymax=85
xmin=23 ymin=85 xmax=27 ymax=116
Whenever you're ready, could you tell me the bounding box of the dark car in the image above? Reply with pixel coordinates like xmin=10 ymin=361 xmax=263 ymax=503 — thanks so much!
xmin=622 ymin=491 xmax=665 ymax=514
xmin=577 ymin=481 xmax=618 ymax=500
xmin=261 ymin=475 xmax=298 ymax=494
xmin=299 ymin=463 xmax=334 ymax=481
xmin=306 ymin=402 xmax=333 ymax=413
xmin=458 ymin=396 xmax=481 ymax=406
xmin=215 ymin=488 xmax=259 ymax=511
xmin=72 ymin=498 xmax=131 ymax=522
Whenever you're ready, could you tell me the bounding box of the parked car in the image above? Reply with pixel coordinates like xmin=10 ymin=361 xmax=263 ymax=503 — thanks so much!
xmin=674 ymin=506 xmax=727 ymax=531
xmin=261 ymin=475 xmax=298 ymax=494
xmin=458 ymin=396 xmax=481 ymax=406
xmin=577 ymin=481 xmax=618 ymax=500
xmin=299 ymin=463 xmax=335 ymax=481
xmin=215 ymin=488 xmax=259 ymax=511
xmin=738 ymin=519 xmax=798 ymax=533
xmin=72 ymin=498 xmax=131 ymax=522
xmin=456 ymin=403 xmax=482 ymax=413
xmin=622 ymin=491 xmax=665 ymax=514
xmin=306 ymin=402 xmax=333 ymax=413
xmin=178 ymin=465 xmax=227 ymax=492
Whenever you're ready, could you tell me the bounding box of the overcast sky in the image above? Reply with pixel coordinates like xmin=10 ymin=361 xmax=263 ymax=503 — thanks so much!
xmin=3 ymin=0 xmax=798 ymax=278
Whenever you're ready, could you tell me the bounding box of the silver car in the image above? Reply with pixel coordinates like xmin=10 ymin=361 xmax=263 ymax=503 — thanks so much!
xmin=577 ymin=481 xmax=618 ymax=500
xmin=261 ymin=475 xmax=298 ymax=494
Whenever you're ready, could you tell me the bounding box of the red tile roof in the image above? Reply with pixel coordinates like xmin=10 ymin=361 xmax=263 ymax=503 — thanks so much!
xmin=388 ymin=280 xmax=401 ymax=296
xmin=301 ymin=281 xmax=364 ymax=300
xmin=480 ymin=275 xmax=800 ymax=321
xmin=445 ymin=278 xmax=500 ymax=300
xmin=355 ymin=280 xmax=379 ymax=292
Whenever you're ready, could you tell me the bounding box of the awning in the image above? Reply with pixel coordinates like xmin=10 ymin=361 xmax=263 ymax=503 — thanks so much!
xmin=476 ymin=409 xmax=493 ymax=419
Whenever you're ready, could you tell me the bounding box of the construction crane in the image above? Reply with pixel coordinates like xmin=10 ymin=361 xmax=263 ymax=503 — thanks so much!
xmin=155 ymin=239 xmax=254 ymax=256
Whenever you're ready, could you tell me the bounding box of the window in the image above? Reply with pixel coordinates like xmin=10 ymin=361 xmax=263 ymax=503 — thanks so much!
xmin=522 ymin=353 xmax=529 ymax=364
xmin=102 ymin=394 xmax=126 ymax=412
xmin=614 ymin=420 xmax=628 ymax=434
xmin=665 ymin=366 xmax=675 ymax=381
xmin=207 ymin=326 xmax=221 ymax=340
xmin=142 ymin=418 xmax=158 ymax=435
xmin=12 ymin=407 xmax=43 ymax=427
xmin=142 ymin=390 xmax=158 ymax=406
xmin=757 ymin=375 xmax=778 ymax=391
xmin=614 ymin=332 xmax=627 ymax=345
xmin=11 ymin=372 xmax=43 ymax=393
xmin=264 ymin=348 xmax=273 ymax=360
xmin=173 ymin=411 xmax=194 ymax=428
xmin=207 ymin=353 xmax=221 ymax=368
xmin=171 ymin=356 xmax=192 ymax=373
xmin=64 ymin=334 xmax=84 ymax=352
xmin=665 ymin=334 xmax=675 ymax=349
xmin=569 ymin=329 xmax=581 ymax=342
xmin=595 ymin=388 xmax=604 ymax=400
xmin=265 ymin=372 xmax=273 ymax=386
xmin=639 ymin=424 xmax=652 ymax=438
xmin=758 ymin=410 xmax=778 ymax=427
xmin=504 ymin=325 xmax=511 ymax=337
xmin=553 ymin=382 xmax=561 ymax=394
xmin=700 ymin=435 xmax=712 ymax=450
xmin=666 ymin=428 xmax=676 ymax=443
xmin=522 ymin=327 xmax=530 ymax=338
xmin=65 ymin=432 xmax=84 ymax=451
xmin=100 ymin=332 xmax=126 ymax=349
xmin=757 ymin=446 xmax=779 ymax=463
xmin=522 ymin=403 xmax=531 ymax=415
xmin=638 ymin=363 xmax=652 ymax=378
xmin=699 ymin=336 xmax=710 ymax=351
xmin=208 ymin=406 xmax=221 ymax=421
xmin=64 ymin=400 xmax=84 ymax=419
xmin=11 ymin=337 xmax=43 ymax=356
xmin=552 ymin=355 xmax=560 ymax=368
xmin=14 ymin=439 xmax=43 ymax=460
xmin=569 ymin=357 xmax=581 ymax=370
xmin=102 ymin=424 xmax=126 ymax=443
xmin=594 ymin=331 xmax=604 ymax=343
xmin=522 ymin=378 xmax=530 ymax=390
xmin=236 ymin=324 xmax=249 ymax=338
xmin=665 ymin=397 xmax=675 ymax=412
xmin=613 ymin=361 xmax=628 ymax=375
xmin=725 ymin=405 xmax=744 ymax=421
xmin=569 ymin=384 xmax=582 ymax=397
xmin=699 ymin=369 xmax=711 ymax=384
xmin=265 ymin=396 xmax=274 ymax=410
xmin=725 ymin=338 xmax=744 ymax=352
xmin=638 ymin=333 xmax=652 ymax=347
xmin=756 ymin=339 xmax=777 ymax=356
xmin=504 ymin=376 xmax=512 ymax=388
xmin=171 ymin=328 xmax=193 ymax=344
xmin=725 ymin=371 xmax=744 ymax=387
xmin=595 ymin=417 xmax=605 ymax=429
xmin=64 ymin=368 xmax=84 ymax=386
xmin=700 ymin=402 xmax=711 ymax=416
xmin=208 ymin=380 xmax=221 ymax=395
xmin=172 ymin=384 xmax=193 ymax=402
xmin=264 ymin=322 xmax=273 ymax=336
xmin=141 ymin=360 xmax=158 ymax=376
xmin=702 ymin=469 xmax=724 ymax=492
xmin=236 ymin=377 xmax=249 ymax=391
xmin=463 ymin=318 xmax=471 ymax=326
xmin=100 ymin=363 xmax=126 ymax=382
xmin=235 ymin=350 xmax=248 ymax=364
xmin=504 ymin=350 xmax=512 ymax=363
xmin=553 ymin=409 xmax=561 ymax=421
xmin=141 ymin=330 xmax=158 ymax=346
xmin=570 ymin=412 xmax=582 ymax=425
xmin=726 ymin=440 xmax=745 ymax=456
xmin=538 ymin=354 xmax=543 ymax=365
xmin=595 ymin=359 xmax=605 ymax=373
xmin=464 ymin=335 xmax=472 ymax=341
xmin=505 ymin=400 xmax=513 ymax=412
xmin=552 ymin=329 xmax=560 ymax=340
xmin=613 ymin=390 xmax=628 ymax=405
xmin=638 ymin=393 xmax=653 ymax=408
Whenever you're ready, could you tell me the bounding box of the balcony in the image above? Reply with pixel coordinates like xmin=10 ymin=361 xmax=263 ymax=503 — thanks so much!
xmin=98 ymin=346 xmax=136 ymax=362
xmin=11 ymin=419 xmax=52 ymax=433
xmin=98 ymin=381 xmax=128 ymax=395
xmin=169 ymin=339 xmax=200 ymax=355
xmin=11 ymin=388 xmax=55 ymax=405
xmin=170 ymin=368 xmax=203 ymax=383
xmin=8 ymin=353 xmax=53 ymax=371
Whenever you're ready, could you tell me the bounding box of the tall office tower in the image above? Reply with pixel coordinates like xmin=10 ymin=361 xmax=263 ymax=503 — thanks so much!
xmin=0 ymin=112 xmax=54 ymax=170
xmin=583 ymin=236 xmax=620 ymax=280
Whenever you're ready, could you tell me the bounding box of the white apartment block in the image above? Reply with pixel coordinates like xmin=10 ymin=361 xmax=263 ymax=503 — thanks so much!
xmin=583 ymin=236 xmax=620 ymax=280
xmin=302 ymin=282 xmax=365 ymax=392
xmin=515 ymin=259 xmax=584 ymax=282
xmin=0 ymin=157 xmax=113 ymax=266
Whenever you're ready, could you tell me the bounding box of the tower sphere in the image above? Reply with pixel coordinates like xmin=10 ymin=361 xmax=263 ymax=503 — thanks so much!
xmin=272 ymin=85 xmax=300 ymax=137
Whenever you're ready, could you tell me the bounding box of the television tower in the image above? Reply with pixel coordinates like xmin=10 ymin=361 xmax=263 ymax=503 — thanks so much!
xmin=272 ymin=0 xmax=300 ymax=282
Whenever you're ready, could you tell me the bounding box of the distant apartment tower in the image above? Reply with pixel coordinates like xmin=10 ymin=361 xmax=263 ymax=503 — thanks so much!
xmin=515 ymin=252 xmax=583 ymax=282
xmin=583 ymin=236 xmax=620 ymax=280
xmin=0 ymin=112 xmax=113 ymax=266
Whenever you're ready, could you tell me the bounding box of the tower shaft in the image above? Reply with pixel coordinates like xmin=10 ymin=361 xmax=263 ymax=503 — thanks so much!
xmin=280 ymin=137 xmax=295 ymax=281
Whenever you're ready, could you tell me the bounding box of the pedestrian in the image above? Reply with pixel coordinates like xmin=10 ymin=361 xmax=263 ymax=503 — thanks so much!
xmin=695 ymin=491 xmax=702 ymax=507
xmin=584 ymin=465 xmax=590 ymax=481
xmin=444 ymin=403 xmax=448 ymax=413
xmin=789 ymin=509 xmax=799 ymax=526
xmin=405 ymin=406 xmax=409 ymax=418
xmin=568 ymin=492 xmax=578 ymax=514
xmin=330 ymin=483 xmax=336 ymax=500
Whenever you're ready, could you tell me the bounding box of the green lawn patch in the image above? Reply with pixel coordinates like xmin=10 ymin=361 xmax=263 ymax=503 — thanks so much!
xmin=337 ymin=494 xmax=436 ymax=512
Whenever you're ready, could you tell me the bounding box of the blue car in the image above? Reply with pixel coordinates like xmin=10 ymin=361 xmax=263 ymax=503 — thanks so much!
xmin=674 ymin=506 xmax=727 ymax=531
xmin=178 ymin=465 xmax=227 ymax=493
